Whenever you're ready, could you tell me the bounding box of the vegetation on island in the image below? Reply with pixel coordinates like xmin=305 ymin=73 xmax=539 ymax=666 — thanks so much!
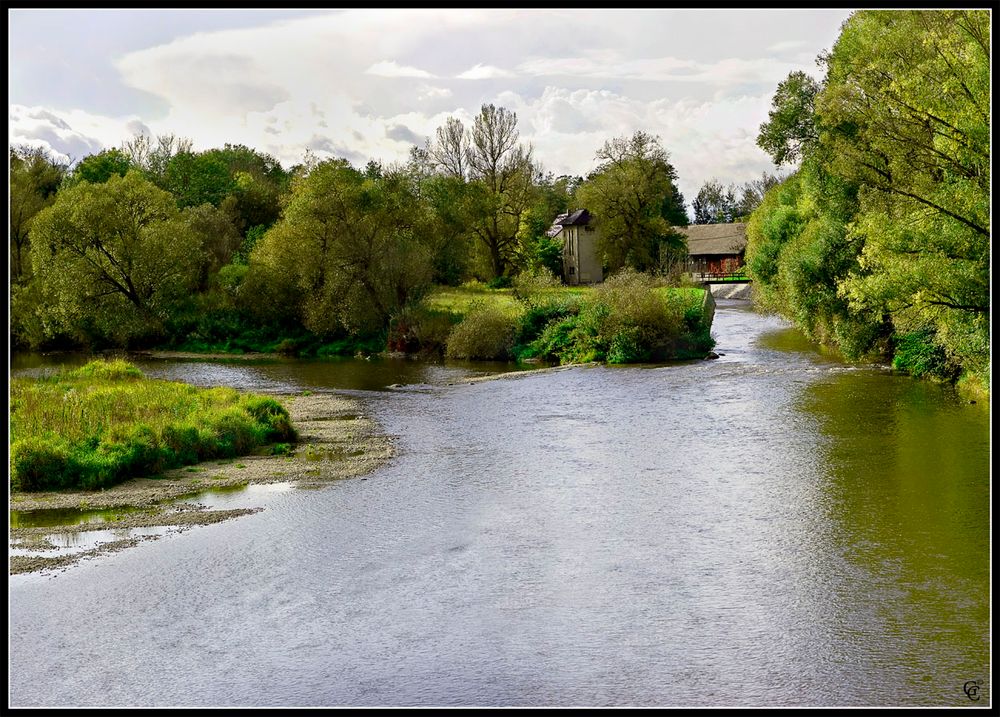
xmin=10 ymin=360 xmax=296 ymax=492
xmin=745 ymin=9 xmax=990 ymax=396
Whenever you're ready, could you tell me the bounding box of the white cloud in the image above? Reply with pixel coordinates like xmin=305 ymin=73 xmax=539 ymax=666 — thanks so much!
xmin=11 ymin=8 xmax=854 ymax=210
xmin=416 ymin=84 xmax=452 ymax=100
xmin=9 ymin=104 xmax=138 ymax=164
xmin=456 ymin=63 xmax=515 ymax=80
xmin=365 ymin=60 xmax=437 ymax=79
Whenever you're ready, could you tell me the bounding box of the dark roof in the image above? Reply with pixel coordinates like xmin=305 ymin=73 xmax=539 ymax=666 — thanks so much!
xmin=546 ymin=209 xmax=592 ymax=237
xmin=680 ymin=222 xmax=747 ymax=256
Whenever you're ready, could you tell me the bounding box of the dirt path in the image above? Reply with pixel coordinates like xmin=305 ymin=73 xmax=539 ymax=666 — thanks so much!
xmin=9 ymin=392 xmax=394 ymax=575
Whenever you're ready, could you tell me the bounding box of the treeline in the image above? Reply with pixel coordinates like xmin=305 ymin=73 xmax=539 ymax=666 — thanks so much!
xmin=746 ymin=10 xmax=989 ymax=395
xmin=11 ymin=106 xmax=695 ymax=355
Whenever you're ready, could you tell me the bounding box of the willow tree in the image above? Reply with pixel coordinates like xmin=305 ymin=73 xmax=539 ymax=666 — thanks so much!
xmin=28 ymin=171 xmax=203 ymax=345
xmin=818 ymin=9 xmax=990 ymax=383
xmin=245 ymin=159 xmax=434 ymax=335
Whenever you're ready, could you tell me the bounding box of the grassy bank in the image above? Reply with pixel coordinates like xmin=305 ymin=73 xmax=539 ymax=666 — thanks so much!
xmin=423 ymin=273 xmax=714 ymax=364
xmin=9 ymin=359 xmax=297 ymax=492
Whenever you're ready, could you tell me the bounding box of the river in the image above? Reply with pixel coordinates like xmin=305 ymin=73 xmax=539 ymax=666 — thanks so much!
xmin=8 ymin=301 xmax=991 ymax=707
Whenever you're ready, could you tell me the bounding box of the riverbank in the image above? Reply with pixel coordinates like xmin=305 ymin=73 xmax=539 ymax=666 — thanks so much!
xmin=10 ymin=392 xmax=394 ymax=575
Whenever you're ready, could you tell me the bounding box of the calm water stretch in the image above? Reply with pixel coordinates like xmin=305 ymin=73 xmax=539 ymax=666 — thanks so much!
xmin=9 ymin=301 xmax=990 ymax=707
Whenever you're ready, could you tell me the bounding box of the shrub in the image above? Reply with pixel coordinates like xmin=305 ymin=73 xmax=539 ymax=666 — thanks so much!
xmin=11 ymin=437 xmax=72 ymax=492
xmin=445 ymin=300 xmax=522 ymax=360
xmin=892 ymin=329 xmax=956 ymax=380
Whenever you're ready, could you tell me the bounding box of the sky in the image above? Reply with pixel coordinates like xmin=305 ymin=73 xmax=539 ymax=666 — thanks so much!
xmin=8 ymin=8 xmax=856 ymax=208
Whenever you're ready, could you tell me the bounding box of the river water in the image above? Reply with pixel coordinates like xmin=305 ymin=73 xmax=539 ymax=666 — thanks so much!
xmin=8 ymin=301 xmax=990 ymax=707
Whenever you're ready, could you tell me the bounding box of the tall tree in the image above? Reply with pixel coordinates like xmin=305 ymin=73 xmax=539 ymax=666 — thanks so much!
xmin=576 ymin=131 xmax=686 ymax=273
xmin=756 ymin=70 xmax=821 ymax=166
xmin=71 ymin=148 xmax=132 ymax=185
xmin=692 ymin=179 xmax=737 ymax=224
xmin=426 ymin=105 xmax=535 ymax=279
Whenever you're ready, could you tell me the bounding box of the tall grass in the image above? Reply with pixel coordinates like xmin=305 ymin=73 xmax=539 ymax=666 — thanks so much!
xmin=10 ymin=360 xmax=296 ymax=492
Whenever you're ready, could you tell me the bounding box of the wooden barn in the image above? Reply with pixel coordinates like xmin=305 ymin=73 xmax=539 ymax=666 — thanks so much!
xmin=679 ymin=223 xmax=748 ymax=278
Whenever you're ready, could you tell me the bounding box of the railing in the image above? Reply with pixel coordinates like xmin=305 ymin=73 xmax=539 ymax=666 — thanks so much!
xmin=689 ymin=271 xmax=751 ymax=283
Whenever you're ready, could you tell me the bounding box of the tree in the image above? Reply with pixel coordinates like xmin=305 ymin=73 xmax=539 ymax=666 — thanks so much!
xmin=71 ymin=148 xmax=132 ymax=185
xmin=245 ymin=159 xmax=434 ymax=336
xmin=183 ymin=203 xmax=244 ymax=279
xmin=28 ymin=171 xmax=203 ymax=345
xmin=163 ymin=151 xmax=234 ymax=208
xmin=694 ymin=173 xmax=782 ymax=224
xmin=121 ymin=133 xmax=193 ymax=186
xmin=692 ymin=179 xmax=737 ymax=224
xmin=757 ymin=70 xmax=821 ymax=166
xmin=426 ymin=105 xmax=535 ymax=279
xmin=818 ymin=10 xmax=989 ymax=381
xmin=576 ymin=131 xmax=687 ymax=273
xmin=9 ymin=147 xmax=66 ymax=282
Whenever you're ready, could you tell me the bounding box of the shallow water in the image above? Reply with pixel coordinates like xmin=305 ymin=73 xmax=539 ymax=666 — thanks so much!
xmin=9 ymin=302 xmax=990 ymax=707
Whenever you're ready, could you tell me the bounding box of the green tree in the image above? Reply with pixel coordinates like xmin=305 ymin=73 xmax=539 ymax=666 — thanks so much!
xmin=28 ymin=171 xmax=203 ymax=346
xmin=576 ymin=131 xmax=687 ymax=273
xmin=163 ymin=151 xmax=234 ymax=208
xmin=245 ymin=159 xmax=434 ymax=336
xmin=9 ymin=147 xmax=67 ymax=282
xmin=426 ymin=105 xmax=535 ymax=279
xmin=756 ymin=70 xmax=821 ymax=166
xmin=692 ymin=179 xmax=737 ymax=224
xmin=71 ymin=148 xmax=132 ymax=185
xmin=819 ymin=9 xmax=989 ymax=384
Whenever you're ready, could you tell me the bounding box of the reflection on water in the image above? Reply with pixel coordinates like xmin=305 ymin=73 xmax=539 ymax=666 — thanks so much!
xmin=11 ymin=352 xmax=535 ymax=393
xmin=8 ymin=302 xmax=990 ymax=707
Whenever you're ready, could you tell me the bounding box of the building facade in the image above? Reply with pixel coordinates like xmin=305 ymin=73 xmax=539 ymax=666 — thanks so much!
xmin=547 ymin=209 xmax=604 ymax=285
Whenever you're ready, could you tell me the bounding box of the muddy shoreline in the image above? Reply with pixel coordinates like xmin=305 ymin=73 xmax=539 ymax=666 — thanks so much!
xmin=9 ymin=392 xmax=394 ymax=575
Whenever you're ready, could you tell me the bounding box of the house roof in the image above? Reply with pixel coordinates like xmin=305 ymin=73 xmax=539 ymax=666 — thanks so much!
xmin=546 ymin=209 xmax=592 ymax=237
xmin=680 ymin=222 xmax=747 ymax=256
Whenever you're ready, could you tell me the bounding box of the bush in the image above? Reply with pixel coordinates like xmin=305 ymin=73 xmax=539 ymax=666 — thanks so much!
xmin=11 ymin=437 xmax=72 ymax=492
xmin=486 ymin=275 xmax=513 ymax=289
xmin=445 ymin=300 xmax=522 ymax=360
xmin=892 ymin=329 xmax=956 ymax=380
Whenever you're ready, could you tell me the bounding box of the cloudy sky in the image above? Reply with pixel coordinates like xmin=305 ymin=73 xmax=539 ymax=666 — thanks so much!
xmin=9 ymin=8 xmax=855 ymax=207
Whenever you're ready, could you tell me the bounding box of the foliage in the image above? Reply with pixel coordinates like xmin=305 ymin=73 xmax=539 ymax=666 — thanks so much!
xmin=424 ymin=104 xmax=535 ymax=279
xmin=10 ymin=146 xmax=67 ymax=282
xmin=693 ymin=173 xmax=783 ymax=224
xmin=9 ymin=360 xmax=296 ymax=492
xmin=518 ymin=272 xmax=712 ymax=364
xmin=70 ymin=148 xmax=132 ymax=185
xmin=756 ymin=70 xmax=821 ymax=166
xmin=28 ymin=171 xmax=204 ymax=347
xmin=444 ymin=300 xmax=523 ymax=360
xmin=245 ymin=159 xmax=434 ymax=337
xmin=576 ymin=131 xmax=687 ymax=274
xmin=749 ymin=10 xmax=989 ymax=391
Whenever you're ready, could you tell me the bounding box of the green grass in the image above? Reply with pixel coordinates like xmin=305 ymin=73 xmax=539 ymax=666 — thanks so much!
xmin=10 ymin=359 xmax=297 ymax=492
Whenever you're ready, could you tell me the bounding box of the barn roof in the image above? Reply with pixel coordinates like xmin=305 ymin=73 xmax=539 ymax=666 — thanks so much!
xmin=680 ymin=222 xmax=747 ymax=256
